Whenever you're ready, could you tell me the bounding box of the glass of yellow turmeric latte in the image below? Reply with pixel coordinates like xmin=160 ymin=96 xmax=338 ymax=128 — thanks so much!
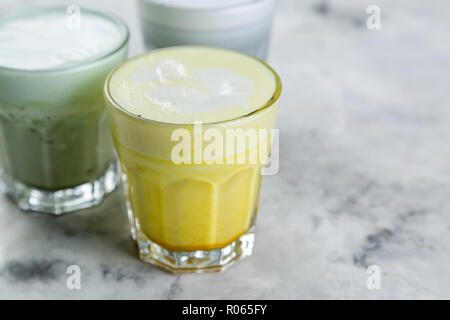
xmin=104 ymin=46 xmax=281 ymax=273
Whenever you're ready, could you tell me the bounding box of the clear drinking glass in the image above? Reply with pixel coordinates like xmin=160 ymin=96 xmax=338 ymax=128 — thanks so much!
xmin=137 ymin=0 xmax=276 ymax=60
xmin=104 ymin=47 xmax=281 ymax=273
xmin=0 ymin=7 xmax=129 ymax=214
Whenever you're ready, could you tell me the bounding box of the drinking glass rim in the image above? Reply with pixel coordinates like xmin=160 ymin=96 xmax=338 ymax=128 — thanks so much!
xmin=0 ymin=5 xmax=130 ymax=74
xmin=104 ymin=46 xmax=282 ymax=127
xmin=138 ymin=0 xmax=274 ymax=13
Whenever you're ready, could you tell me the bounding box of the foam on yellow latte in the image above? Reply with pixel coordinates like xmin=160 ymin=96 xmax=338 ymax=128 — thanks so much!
xmin=108 ymin=46 xmax=276 ymax=124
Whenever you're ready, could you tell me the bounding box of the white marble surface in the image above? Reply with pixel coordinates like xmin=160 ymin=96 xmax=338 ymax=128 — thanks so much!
xmin=1 ymin=0 xmax=450 ymax=299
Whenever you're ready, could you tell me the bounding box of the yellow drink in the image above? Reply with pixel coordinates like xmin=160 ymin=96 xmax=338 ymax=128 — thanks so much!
xmin=105 ymin=47 xmax=281 ymax=272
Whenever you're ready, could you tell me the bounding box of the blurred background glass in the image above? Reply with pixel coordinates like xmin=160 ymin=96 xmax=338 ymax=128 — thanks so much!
xmin=136 ymin=0 xmax=276 ymax=60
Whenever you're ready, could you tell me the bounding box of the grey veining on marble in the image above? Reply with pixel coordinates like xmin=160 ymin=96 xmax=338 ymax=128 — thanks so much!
xmin=1 ymin=0 xmax=450 ymax=299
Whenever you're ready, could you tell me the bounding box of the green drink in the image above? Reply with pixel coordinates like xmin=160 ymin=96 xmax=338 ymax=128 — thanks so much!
xmin=0 ymin=6 xmax=129 ymax=213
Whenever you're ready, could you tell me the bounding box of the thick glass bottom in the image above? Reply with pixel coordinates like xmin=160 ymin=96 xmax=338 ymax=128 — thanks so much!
xmin=1 ymin=160 xmax=120 ymax=215
xmin=135 ymin=226 xmax=255 ymax=274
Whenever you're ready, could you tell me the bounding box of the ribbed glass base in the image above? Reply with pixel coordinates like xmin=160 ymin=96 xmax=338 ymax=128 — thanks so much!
xmin=135 ymin=227 xmax=255 ymax=274
xmin=1 ymin=160 xmax=120 ymax=215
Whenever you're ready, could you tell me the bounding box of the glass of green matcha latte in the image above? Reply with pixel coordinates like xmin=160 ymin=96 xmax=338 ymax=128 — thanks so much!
xmin=0 ymin=6 xmax=129 ymax=214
